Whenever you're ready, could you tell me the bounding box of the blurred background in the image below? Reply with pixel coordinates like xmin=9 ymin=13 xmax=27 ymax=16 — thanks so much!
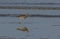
xmin=0 ymin=0 xmax=60 ymax=39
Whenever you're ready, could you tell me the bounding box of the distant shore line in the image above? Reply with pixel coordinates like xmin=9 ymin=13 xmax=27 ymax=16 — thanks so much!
xmin=0 ymin=14 xmax=60 ymax=17
xmin=0 ymin=6 xmax=60 ymax=10
xmin=0 ymin=3 xmax=60 ymax=5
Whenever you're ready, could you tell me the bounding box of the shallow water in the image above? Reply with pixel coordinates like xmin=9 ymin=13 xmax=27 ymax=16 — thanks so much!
xmin=0 ymin=0 xmax=60 ymax=39
xmin=0 ymin=14 xmax=60 ymax=39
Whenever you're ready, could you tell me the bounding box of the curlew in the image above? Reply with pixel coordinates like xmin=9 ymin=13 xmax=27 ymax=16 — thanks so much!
xmin=18 ymin=15 xmax=27 ymax=19
xmin=17 ymin=14 xmax=30 ymax=19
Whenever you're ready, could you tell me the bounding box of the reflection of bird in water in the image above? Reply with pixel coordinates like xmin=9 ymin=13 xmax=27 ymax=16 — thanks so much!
xmin=17 ymin=26 xmax=29 ymax=32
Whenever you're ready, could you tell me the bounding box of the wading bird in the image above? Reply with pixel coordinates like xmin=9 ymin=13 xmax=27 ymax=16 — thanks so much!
xmin=17 ymin=14 xmax=30 ymax=19
xmin=18 ymin=15 xmax=27 ymax=19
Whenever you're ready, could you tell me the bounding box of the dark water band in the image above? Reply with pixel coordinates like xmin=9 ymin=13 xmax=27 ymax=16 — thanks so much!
xmin=0 ymin=6 xmax=60 ymax=10
xmin=0 ymin=14 xmax=60 ymax=17
xmin=0 ymin=3 xmax=60 ymax=5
